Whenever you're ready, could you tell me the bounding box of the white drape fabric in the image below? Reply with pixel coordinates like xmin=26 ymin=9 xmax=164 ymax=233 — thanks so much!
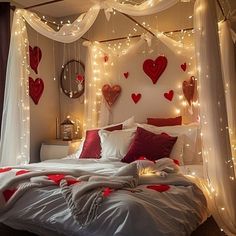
xmin=0 ymin=0 xmax=179 ymax=166
xmin=194 ymin=0 xmax=236 ymax=234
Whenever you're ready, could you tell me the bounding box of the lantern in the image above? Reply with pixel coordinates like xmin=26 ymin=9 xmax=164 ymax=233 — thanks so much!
xmin=61 ymin=117 xmax=74 ymax=141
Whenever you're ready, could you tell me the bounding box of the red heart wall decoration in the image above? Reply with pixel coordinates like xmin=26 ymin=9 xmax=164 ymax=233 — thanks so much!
xmin=181 ymin=63 xmax=187 ymax=72
xmin=143 ymin=56 xmax=168 ymax=84
xmin=182 ymin=76 xmax=195 ymax=106
xmin=29 ymin=77 xmax=44 ymax=105
xmin=29 ymin=46 xmax=42 ymax=74
xmin=102 ymin=84 xmax=121 ymax=107
xmin=164 ymin=90 xmax=174 ymax=101
xmin=124 ymin=72 xmax=129 ymax=79
xmin=131 ymin=93 xmax=142 ymax=104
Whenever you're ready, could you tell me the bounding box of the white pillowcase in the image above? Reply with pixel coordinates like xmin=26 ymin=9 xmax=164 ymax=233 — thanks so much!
xmin=99 ymin=128 xmax=136 ymax=161
xmin=138 ymin=123 xmax=201 ymax=165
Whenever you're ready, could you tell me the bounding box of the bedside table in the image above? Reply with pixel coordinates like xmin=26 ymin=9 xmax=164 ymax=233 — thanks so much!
xmin=40 ymin=139 xmax=82 ymax=161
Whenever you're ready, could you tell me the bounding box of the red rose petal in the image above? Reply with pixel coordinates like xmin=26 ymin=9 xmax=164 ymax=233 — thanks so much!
xmin=103 ymin=187 xmax=113 ymax=197
xmin=3 ymin=189 xmax=17 ymax=202
xmin=147 ymin=185 xmax=170 ymax=192
xmin=47 ymin=174 xmax=65 ymax=185
xmin=0 ymin=167 xmax=12 ymax=173
xmin=16 ymin=170 xmax=30 ymax=176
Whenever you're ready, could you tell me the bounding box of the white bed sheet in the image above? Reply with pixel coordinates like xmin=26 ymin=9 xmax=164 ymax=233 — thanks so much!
xmin=0 ymin=159 xmax=208 ymax=236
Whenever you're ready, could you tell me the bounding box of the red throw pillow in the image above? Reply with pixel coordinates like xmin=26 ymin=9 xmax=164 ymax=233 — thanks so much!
xmin=147 ymin=116 xmax=182 ymax=127
xmin=79 ymin=124 xmax=123 ymax=159
xmin=121 ymin=127 xmax=177 ymax=163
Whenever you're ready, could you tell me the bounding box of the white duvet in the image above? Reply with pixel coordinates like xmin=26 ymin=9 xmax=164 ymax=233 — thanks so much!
xmin=0 ymin=158 xmax=208 ymax=236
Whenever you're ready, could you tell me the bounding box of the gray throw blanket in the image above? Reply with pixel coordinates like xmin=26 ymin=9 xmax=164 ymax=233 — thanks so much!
xmin=60 ymin=162 xmax=139 ymax=227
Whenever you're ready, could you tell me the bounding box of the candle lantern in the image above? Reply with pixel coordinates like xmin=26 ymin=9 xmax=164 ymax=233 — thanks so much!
xmin=61 ymin=117 xmax=74 ymax=141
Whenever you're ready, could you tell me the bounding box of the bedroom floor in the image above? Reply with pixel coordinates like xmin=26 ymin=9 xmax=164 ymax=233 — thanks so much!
xmin=0 ymin=217 xmax=225 ymax=236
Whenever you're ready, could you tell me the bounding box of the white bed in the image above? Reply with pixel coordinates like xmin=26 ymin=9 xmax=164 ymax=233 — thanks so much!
xmin=0 ymin=158 xmax=208 ymax=236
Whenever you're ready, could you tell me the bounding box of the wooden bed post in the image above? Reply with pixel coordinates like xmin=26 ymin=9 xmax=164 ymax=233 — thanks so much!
xmin=0 ymin=2 xmax=10 ymax=136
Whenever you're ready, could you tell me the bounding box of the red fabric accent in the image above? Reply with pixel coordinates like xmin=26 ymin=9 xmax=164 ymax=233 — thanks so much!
xmin=80 ymin=124 xmax=123 ymax=159
xmin=67 ymin=178 xmax=79 ymax=186
xmin=131 ymin=93 xmax=141 ymax=104
xmin=3 ymin=189 xmax=17 ymax=202
xmin=122 ymin=127 xmax=177 ymax=163
xmin=164 ymin=90 xmax=174 ymax=101
xmin=147 ymin=116 xmax=182 ymax=127
xmin=103 ymin=187 xmax=113 ymax=197
xmin=47 ymin=174 xmax=65 ymax=185
xmin=143 ymin=56 xmax=168 ymax=84
xmin=29 ymin=46 xmax=42 ymax=74
xmin=29 ymin=77 xmax=44 ymax=105
xmin=181 ymin=62 xmax=187 ymax=71
xmin=0 ymin=167 xmax=12 ymax=173
xmin=16 ymin=170 xmax=30 ymax=176
xmin=173 ymin=159 xmax=180 ymax=166
xmin=147 ymin=185 xmax=170 ymax=192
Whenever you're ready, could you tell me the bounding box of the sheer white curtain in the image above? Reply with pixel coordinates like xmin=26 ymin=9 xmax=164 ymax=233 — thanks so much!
xmin=194 ymin=0 xmax=236 ymax=234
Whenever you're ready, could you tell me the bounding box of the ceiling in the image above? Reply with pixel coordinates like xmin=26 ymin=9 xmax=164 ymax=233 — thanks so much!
xmin=11 ymin=0 xmax=236 ymax=18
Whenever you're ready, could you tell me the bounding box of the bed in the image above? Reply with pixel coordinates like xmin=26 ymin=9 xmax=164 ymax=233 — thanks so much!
xmin=0 ymin=119 xmax=209 ymax=236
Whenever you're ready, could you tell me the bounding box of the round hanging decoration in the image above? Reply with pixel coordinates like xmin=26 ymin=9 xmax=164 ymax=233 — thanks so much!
xmin=29 ymin=77 xmax=44 ymax=105
xmin=182 ymin=76 xmax=195 ymax=106
xmin=131 ymin=93 xmax=142 ymax=104
xmin=181 ymin=62 xmax=187 ymax=72
xmin=102 ymin=84 xmax=121 ymax=107
xmin=29 ymin=46 xmax=42 ymax=74
xmin=164 ymin=90 xmax=174 ymax=101
xmin=143 ymin=56 xmax=168 ymax=84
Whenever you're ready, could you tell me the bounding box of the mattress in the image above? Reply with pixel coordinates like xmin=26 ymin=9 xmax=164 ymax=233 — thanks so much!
xmin=0 ymin=158 xmax=208 ymax=236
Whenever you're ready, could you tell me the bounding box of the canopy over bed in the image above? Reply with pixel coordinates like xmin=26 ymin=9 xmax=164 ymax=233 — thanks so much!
xmin=0 ymin=0 xmax=236 ymax=234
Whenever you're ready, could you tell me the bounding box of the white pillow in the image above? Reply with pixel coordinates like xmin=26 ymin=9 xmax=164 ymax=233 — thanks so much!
xmin=99 ymin=128 xmax=136 ymax=161
xmin=138 ymin=123 xmax=202 ymax=165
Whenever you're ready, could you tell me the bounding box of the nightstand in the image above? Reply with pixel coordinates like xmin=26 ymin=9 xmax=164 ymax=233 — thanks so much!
xmin=40 ymin=139 xmax=82 ymax=161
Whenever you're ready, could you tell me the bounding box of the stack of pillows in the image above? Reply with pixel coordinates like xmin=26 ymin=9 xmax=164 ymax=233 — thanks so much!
xmin=77 ymin=116 xmax=201 ymax=165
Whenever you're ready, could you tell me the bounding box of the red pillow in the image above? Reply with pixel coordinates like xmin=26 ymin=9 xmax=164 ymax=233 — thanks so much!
xmin=121 ymin=127 xmax=177 ymax=163
xmin=79 ymin=124 xmax=123 ymax=159
xmin=147 ymin=116 xmax=182 ymax=127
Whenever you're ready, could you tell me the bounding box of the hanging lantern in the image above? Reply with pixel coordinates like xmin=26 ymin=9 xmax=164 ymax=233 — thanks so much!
xmin=61 ymin=117 xmax=74 ymax=141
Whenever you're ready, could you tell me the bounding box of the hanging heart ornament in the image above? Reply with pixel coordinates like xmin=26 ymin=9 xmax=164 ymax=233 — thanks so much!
xmin=143 ymin=56 xmax=168 ymax=84
xmin=182 ymin=76 xmax=195 ymax=106
xmin=29 ymin=77 xmax=44 ymax=105
xmin=102 ymin=84 xmax=121 ymax=107
xmin=29 ymin=46 xmax=42 ymax=74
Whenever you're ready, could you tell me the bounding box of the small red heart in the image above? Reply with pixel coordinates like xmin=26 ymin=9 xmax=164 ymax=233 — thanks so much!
xmin=131 ymin=93 xmax=141 ymax=104
xmin=124 ymin=72 xmax=129 ymax=79
xmin=76 ymin=74 xmax=84 ymax=82
xmin=147 ymin=185 xmax=170 ymax=192
xmin=0 ymin=168 xmax=12 ymax=173
xmin=66 ymin=178 xmax=79 ymax=186
xmin=181 ymin=63 xmax=187 ymax=72
xmin=47 ymin=174 xmax=65 ymax=185
xmin=104 ymin=55 xmax=109 ymax=62
xmin=164 ymin=90 xmax=174 ymax=101
xmin=3 ymin=189 xmax=17 ymax=202
xmin=29 ymin=77 xmax=44 ymax=105
xmin=29 ymin=46 xmax=42 ymax=74
xmin=16 ymin=170 xmax=30 ymax=176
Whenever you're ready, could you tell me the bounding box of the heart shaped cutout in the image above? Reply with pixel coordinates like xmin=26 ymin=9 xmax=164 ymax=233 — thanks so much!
xmin=143 ymin=56 xmax=168 ymax=84
xmin=181 ymin=63 xmax=187 ymax=72
xmin=124 ymin=72 xmax=129 ymax=79
xmin=131 ymin=93 xmax=141 ymax=104
xmin=147 ymin=185 xmax=170 ymax=192
xmin=3 ymin=189 xmax=17 ymax=202
xmin=182 ymin=76 xmax=195 ymax=106
xmin=164 ymin=90 xmax=174 ymax=101
xmin=29 ymin=77 xmax=44 ymax=105
xmin=102 ymin=84 xmax=121 ymax=107
xmin=29 ymin=46 xmax=42 ymax=74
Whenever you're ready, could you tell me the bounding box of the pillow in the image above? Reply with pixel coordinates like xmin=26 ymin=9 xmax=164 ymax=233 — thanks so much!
xmin=79 ymin=124 xmax=123 ymax=159
xmin=121 ymin=127 xmax=177 ymax=163
xmin=99 ymin=128 xmax=136 ymax=161
xmin=147 ymin=116 xmax=182 ymax=127
xmin=138 ymin=123 xmax=201 ymax=165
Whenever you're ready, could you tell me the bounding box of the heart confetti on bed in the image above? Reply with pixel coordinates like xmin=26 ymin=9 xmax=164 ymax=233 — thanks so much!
xmin=164 ymin=90 xmax=174 ymax=101
xmin=29 ymin=46 xmax=42 ymax=74
xmin=29 ymin=77 xmax=44 ymax=105
xmin=131 ymin=93 xmax=142 ymax=104
xmin=147 ymin=185 xmax=170 ymax=192
xmin=3 ymin=189 xmax=17 ymax=202
xmin=47 ymin=174 xmax=65 ymax=185
xmin=0 ymin=167 xmax=12 ymax=173
xmin=16 ymin=170 xmax=30 ymax=176
xmin=143 ymin=56 xmax=168 ymax=84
